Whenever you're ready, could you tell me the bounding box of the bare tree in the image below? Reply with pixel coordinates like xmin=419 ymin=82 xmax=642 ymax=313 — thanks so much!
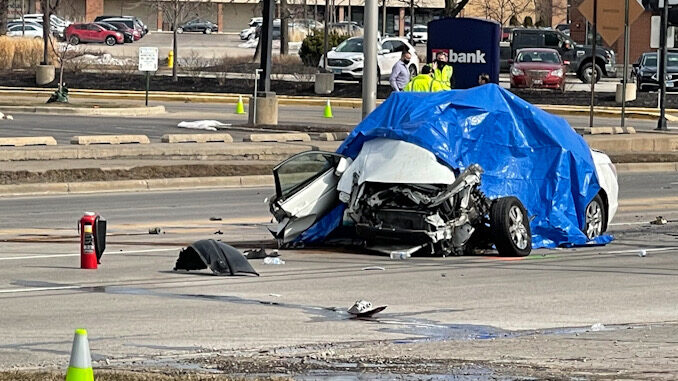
xmin=152 ymin=0 xmax=208 ymax=82
xmin=41 ymin=0 xmax=61 ymax=65
xmin=444 ymin=0 xmax=470 ymax=17
xmin=481 ymin=0 xmax=532 ymax=25
xmin=1 ymin=0 xmax=9 ymax=35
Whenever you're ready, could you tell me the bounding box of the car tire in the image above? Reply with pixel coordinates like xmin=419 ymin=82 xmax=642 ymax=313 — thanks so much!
xmin=177 ymin=27 xmax=183 ymax=34
xmin=584 ymin=194 xmax=606 ymax=239
xmin=490 ymin=196 xmax=532 ymax=257
xmin=105 ymin=36 xmax=116 ymax=46
xmin=579 ymin=62 xmax=602 ymax=84
xmin=69 ymin=35 xmax=80 ymax=45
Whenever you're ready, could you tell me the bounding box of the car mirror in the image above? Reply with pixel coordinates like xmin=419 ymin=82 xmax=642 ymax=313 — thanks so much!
xmin=379 ymin=49 xmax=389 ymax=54
xmin=508 ymin=59 xmax=514 ymax=64
xmin=331 ymin=47 xmax=336 ymax=51
xmin=563 ymin=60 xmax=570 ymax=65
xmin=632 ymin=63 xmax=639 ymax=68
xmin=335 ymin=157 xmax=352 ymax=175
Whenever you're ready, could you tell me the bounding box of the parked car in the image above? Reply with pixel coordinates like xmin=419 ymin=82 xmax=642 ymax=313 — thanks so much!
xmin=177 ymin=19 xmax=218 ymax=34
xmin=7 ymin=24 xmax=43 ymax=38
xmin=65 ymin=23 xmax=124 ymax=45
xmin=97 ymin=16 xmax=146 ymax=36
xmin=633 ymin=51 xmax=678 ymax=92
xmin=320 ymin=37 xmax=419 ymax=81
xmin=501 ymin=26 xmax=514 ymax=42
xmin=406 ymin=24 xmax=427 ymax=45
xmin=328 ymin=21 xmax=363 ymax=35
xmin=511 ymin=28 xmax=616 ymax=83
xmin=108 ymin=21 xmax=141 ymax=41
xmin=240 ymin=17 xmax=263 ymax=40
xmin=22 ymin=13 xmax=70 ymax=37
xmin=95 ymin=21 xmax=133 ymax=43
xmin=510 ymin=48 xmax=568 ymax=91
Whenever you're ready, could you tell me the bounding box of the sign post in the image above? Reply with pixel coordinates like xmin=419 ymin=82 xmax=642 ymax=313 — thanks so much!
xmin=138 ymin=47 xmax=159 ymax=107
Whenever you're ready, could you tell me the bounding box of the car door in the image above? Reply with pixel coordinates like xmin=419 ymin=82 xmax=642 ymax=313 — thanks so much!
xmin=269 ymin=151 xmax=345 ymax=243
xmin=88 ymin=24 xmax=103 ymax=42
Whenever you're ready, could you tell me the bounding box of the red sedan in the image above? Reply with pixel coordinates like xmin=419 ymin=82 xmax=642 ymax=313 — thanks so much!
xmin=65 ymin=23 xmax=124 ymax=46
xmin=510 ymin=48 xmax=568 ymax=92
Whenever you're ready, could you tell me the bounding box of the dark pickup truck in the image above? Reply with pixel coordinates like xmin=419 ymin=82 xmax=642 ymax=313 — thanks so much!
xmin=509 ymin=28 xmax=616 ymax=84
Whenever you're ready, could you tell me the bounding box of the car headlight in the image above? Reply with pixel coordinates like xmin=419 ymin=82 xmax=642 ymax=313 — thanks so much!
xmin=510 ymin=67 xmax=524 ymax=76
xmin=550 ymin=68 xmax=563 ymax=77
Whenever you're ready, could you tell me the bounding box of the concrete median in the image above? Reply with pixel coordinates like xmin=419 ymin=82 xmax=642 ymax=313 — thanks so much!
xmin=161 ymin=133 xmax=234 ymax=143
xmin=244 ymin=133 xmax=312 ymax=143
xmin=0 ymin=136 xmax=57 ymax=147
xmin=70 ymin=135 xmax=151 ymax=145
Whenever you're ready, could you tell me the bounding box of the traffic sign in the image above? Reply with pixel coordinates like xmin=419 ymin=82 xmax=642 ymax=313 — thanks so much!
xmin=577 ymin=0 xmax=645 ymax=45
xmin=138 ymin=47 xmax=158 ymax=72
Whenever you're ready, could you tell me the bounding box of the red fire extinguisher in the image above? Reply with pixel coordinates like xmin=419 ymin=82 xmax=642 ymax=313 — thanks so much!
xmin=78 ymin=212 xmax=106 ymax=269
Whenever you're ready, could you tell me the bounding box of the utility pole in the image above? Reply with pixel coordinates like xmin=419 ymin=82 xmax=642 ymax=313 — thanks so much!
xmin=589 ymin=0 xmax=597 ymax=127
xmin=621 ymin=0 xmax=630 ymax=127
xmin=657 ymin=0 xmax=669 ymax=130
xmin=259 ymin=0 xmax=274 ymax=92
xmin=362 ymin=0 xmax=377 ymax=118
xmin=409 ymin=0 xmax=414 ymax=45
xmin=323 ymin=0 xmax=329 ymax=69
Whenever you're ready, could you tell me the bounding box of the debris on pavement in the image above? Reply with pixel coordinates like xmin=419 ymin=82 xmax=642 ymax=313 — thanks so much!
xmin=174 ymin=239 xmax=259 ymax=276
xmin=269 ymin=293 xmax=281 ymax=297
xmin=0 ymin=112 xmax=13 ymax=120
xmin=263 ymin=257 xmax=285 ymax=265
xmin=650 ymin=216 xmax=668 ymax=225
xmin=177 ymin=120 xmax=231 ymax=131
xmin=590 ymin=323 xmax=606 ymax=332
xmin=210 ymin=216 xmax=223 ymax=221
xmin=362 ymin=266 xmax=386 ymax=271
xmin=148 ymin=227 xmax=163 ymax=234
xmin=638 ymin=250 xmax=647 ymax=257
xmin=347 ymin=300 xmax=387 ymax=317
xmin=214 ymin=230 xmax=224 ymax=235
xmin=244 ymin=248 xmax=279 ymax=260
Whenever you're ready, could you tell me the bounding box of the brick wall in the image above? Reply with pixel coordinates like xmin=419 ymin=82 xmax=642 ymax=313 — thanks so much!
xmin=85 ymin=0 xmax=103 ymax=22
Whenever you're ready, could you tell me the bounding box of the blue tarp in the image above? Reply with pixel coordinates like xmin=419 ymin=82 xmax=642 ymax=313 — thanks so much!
xmin=300 ymin=84 xmax=611 ymax=248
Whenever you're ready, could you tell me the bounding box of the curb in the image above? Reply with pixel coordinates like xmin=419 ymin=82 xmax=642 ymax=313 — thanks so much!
xmin=0 ymin=104 xmax=166 ymax=116
xmin=0 ymin=175 xmax=274 ymax=197
xmin=0 ymin=162 xmax=674 ymax=197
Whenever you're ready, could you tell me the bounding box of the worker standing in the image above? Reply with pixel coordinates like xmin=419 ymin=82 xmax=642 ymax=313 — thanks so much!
xmin=433 ymin=51 xmax=453 ymax=90
xmin=389 ymin=50 xmax=412 ymax=92
xmin=404 ymin=65 xmax=444 ymax=92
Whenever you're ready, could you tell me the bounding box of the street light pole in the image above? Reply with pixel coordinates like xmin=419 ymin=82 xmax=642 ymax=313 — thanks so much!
xmin=589 ymin=0 xmax=597 ymax=128
xmin=621 ymin=0 xmax=630 ymax=127
xmin=362 ymin=0 xmax=378 ymax=118
xmin=657 ymin=0 xmax=669 ymax=130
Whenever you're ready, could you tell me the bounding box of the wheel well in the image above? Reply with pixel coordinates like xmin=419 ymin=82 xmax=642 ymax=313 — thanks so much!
xmin=597 ymin=189 xmax=610 ymax=232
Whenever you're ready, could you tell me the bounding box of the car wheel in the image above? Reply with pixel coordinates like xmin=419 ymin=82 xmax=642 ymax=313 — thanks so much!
xmin=177 ymin=27 xmax=183 ymax=34
xmin=579 ymin=62 xmax=602 ymax=84
xmin=105 ymin=36 xmax=116 ymax=46
xmin=584 ymin=194 xmax=606 ymax=239
xmin=69 ymin=35 xmax=80 ymax=45
xmin=490 ymin=196 xmax=532 ymax=257
xmin=409 ymin=64 xmax=417 ymax=78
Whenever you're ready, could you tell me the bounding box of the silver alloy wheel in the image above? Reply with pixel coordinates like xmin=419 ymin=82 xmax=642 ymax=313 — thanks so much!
xmin=585 ymin=200 xmax=603 ymax=239
xmin=508 ymin=205 xmax=529 ymax=250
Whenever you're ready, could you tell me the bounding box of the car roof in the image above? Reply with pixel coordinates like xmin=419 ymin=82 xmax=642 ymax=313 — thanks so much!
xmin=517 ymin=48 xmax=560 ymax=53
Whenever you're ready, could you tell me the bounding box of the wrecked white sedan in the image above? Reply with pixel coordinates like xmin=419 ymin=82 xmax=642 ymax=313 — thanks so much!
xmin=268 ymin=138 xmax=617 ymax=257
xmin=268 ymin=86 xmax=618 ymax=256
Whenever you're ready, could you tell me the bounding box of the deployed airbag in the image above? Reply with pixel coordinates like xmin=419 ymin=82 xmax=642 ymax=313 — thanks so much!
xmin=174 ymin=239 xmax=259 ymax=276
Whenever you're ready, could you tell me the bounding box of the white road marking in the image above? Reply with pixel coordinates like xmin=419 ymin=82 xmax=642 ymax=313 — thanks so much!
xmin=606 ymin=247 xmax=678 ymax=255
xmin=0 ymin=285 xmax=83 ymax=294
xmin=610 ymin=221 xmax=649 ymax=226
xmin=0 ymin=248 xmax=179 ymax=261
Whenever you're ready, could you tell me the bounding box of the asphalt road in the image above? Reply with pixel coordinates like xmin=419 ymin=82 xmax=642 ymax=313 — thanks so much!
xmin=1 ymin=172 xmax=678 ymax=378
xmin=2 ymin=102 xmax=675 ymax=144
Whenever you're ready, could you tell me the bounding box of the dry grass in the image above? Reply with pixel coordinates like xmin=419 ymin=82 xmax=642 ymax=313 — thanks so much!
xmin=289 ymin=28 xmax=308 ymax=42
xmin=0 ymin=36 xmax=56 ymax=69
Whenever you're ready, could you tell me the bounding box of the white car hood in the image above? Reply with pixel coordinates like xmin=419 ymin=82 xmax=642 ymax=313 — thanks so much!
xmin=326 ymin=50 xmax=362 ymax=60
xmin=337 ymin=139 xmax=455 ymax=196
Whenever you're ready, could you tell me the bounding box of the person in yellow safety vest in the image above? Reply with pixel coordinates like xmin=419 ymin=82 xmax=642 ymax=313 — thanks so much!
xmin=433 ymin=51 xmax=453 ymax=90
xmin=404 ymin=65 xmax=445 ymax=92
